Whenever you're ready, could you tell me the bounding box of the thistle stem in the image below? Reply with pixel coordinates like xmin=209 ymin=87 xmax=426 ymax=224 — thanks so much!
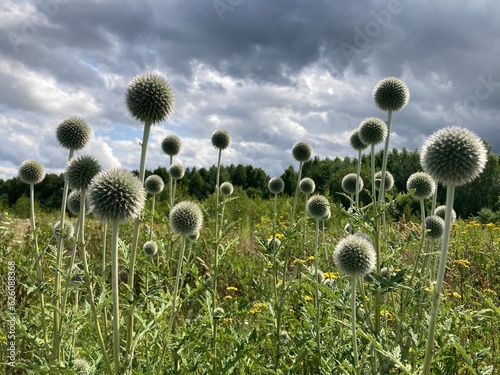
xmin=212 ymin=148 xmax=222 ymax=375
xmin=126 ymin=120 xmax=152 ymax=357
xmin=351 ymin=277 xmax=359 ymax=373
xmin=30 ymin=184 xmax=48 ymax=352
xmin=111 ymin=221 xmax=121 ymax=375
xmin=52 ymin=148 xmax=73 ymax=360
xmin=422 ymin=184 xmax=455 ymax=375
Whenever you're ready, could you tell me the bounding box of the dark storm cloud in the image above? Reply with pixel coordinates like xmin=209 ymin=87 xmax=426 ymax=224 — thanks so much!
xmin=0 ymin=0 xmax=499 ymax=179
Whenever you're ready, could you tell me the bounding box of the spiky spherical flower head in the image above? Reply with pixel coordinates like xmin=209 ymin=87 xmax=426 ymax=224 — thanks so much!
xmin=434 ymin=205 xmax=456 ymax=222
xmin=65 ymin=155 xmax=101 ymax=191
xmin=312 ymin=268 xmax=325 ymax=283
xmin=406 ymin=172 xmax=436 ymax=200
xmin=213 ymin=307 xmax=225 ymax=319
xmin=19 ymin=159 xmax=46 ymax=185
xmin=425 ymin=215 xmax=445 ymax=239
xmin=349 ymin=128 xmax=368 ymax=151
xmin=306 ymin=195 xmax=330 ymax=219
xmin=420 ymin=127 xmax=487 ymax=187
xmin=125 ymin=73 xmax=175 ymax=124
xmin=211 ymin=129 xmax=231 ymax=150
xmin=333 ymin=235 xmax=376 ymax=277
xmin=144 ymin=174 xmax=164 ymax=195
xmin=374 ymin=171 xmax=394 ymax=191
xmin=53 ymin=220 xmax=74 ymax=240
xmin=56 ymin=117 xmax=91 ymax=151
xmin=220 ymin=181 xmax=234 ymax=197
xmin=373 ymin=77 xmax=410 ymax=112
xmin=299 ymin=177 xmax=316 ymax=195
xmin=161 ymin=134 xmax=182 ymax=157
xmin=268 ymin=177 xmax=285 ymax=194
xmin=359 ymin=117 xmax=387 ymax=146
xmin=168 ymin=163 xmax=185 ymax=180
xmin=88 ymin=169 xmax=146 ymax=223
xmin=322 ymin=207 xmax=331 ymax=221
xmin=292 ymin=141 xmax=313 ymax=162
xmin=143 ymin=240 xmax=158 ymax=257
xmin=169 ymin=200 xmax=204 ymax=237
xmin=188 ymin=231 xmax=200 ymax=241
xmin=67 ymin=190 xmax=92 ymax=216
xmin=267 ymin=237 xmax=281 ymax=253
xmin=342 ymin=173 xmax=364 ymax=195
xmin=73 ymin=358 xmax=91 ymax=375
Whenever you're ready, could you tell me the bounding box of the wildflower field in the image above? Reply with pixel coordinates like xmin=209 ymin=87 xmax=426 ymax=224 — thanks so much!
xmin=1 ymin=74 xmax=499 ymax=374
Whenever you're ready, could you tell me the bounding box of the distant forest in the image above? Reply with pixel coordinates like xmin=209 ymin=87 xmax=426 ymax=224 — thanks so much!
xmin=2 ymin=147 xmax=500 ymax=220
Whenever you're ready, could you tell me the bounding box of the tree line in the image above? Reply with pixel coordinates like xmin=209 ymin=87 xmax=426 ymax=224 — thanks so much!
xmin=2 ymin=147 xmax=499 ymax=219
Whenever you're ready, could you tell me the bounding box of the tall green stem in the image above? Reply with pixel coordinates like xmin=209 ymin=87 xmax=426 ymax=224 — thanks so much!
xmin=313 ymin=218 xmax=321 ymax=368
xmin=351 ymin=277 xmax=359 ymax=373
xmin=275 ymin=160 xmax=304 ymax=369
xmin=370 ymin=145 xmax=381 ymax=336
xmin=52 ymin=148 xmax=73 ymax=360
xmin=212 ymin=148 xmax=222 ymax=375
xmin=377 ymin=110 xmax=393 ymax=205
xmin=111 ymin=221 xmax=121 ymax=375
xmin=422 ymin=184 xmax=455 ymax=375
xmin=30 ymin=184 xmax=48 ymax=351
xmin=126 ymin=120 xmax=151 ymax=357
xmin=355 ymin=149 xmax=362 ymax=209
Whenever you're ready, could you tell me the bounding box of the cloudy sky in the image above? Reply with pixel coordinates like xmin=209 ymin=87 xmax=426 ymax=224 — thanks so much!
xmin=1 ymin=0 xmax=499 ymax=181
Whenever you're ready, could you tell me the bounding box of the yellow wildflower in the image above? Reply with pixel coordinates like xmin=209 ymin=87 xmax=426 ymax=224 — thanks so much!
xmin=224 ymin=295 xmax=233 ymax=300
xmin=450 ymin=292 xmax=461 ymax=299
xmin=226 ymin=286 xmax=238 ymax=292
xmin=454 ymin=259 xmax=470 ymax=268
xmin=380 ymin=310 xmax=394 ymax=320
xmin=483 ymin=288 xmax=497 ymax=296
xmin=485 ymin=223 xmax=495 ymax=228
xmin=304 ymin=295 xmax=314 ymax=302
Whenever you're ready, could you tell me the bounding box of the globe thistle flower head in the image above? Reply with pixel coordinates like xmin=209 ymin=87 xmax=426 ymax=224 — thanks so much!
xmin=306 ymin=195 xmax=330 ymax=219
xmin=373 ymin=77 xmax=410 ymax=112
xmin=143 ymin=240 xmax=158 ymax=257
xmin=65 ymin=155 xmax=101 ymax=191
xmin=88 ymin=169 xmax=146 ymax=223
xmin=342 ymin=173 xmax=364 ymax=195
xmin=299 ymin=177 xmax=316 ymax=195
xmin=311 ymin=268 xmax=325 ymax=283
xmin=125 ymin=73 xmax=175 ymax=124
xmin=280 ymin=330 xmax=291 ymax=342
xmin=56 ymin=117 xmax=91 ymax=151
xmin=425 ymin=215 xmax=445 ymax=239
xmin=213 ymin=307 xmax=225 ymax=319
xmin=406 ymin=172 xmax=436 ymax=200
xmin=169 ymin=163 xmax=185 ymax=180
xmin=161 ymin=134 xmax=182 ymax=157
xmin=359 ymin=117 xmax=387 ymax=146
xmin=333 ymin=235 xmax=376 ymax=277
xmin=421 ymin=126 xmax=487 ymax=187
xmin=292 ymin=141 xmax=313 ymax=162
xmin=374 ymin=171 xmax=394 ymax=191
xmin=211 ymin=129 xmax=231 ymax=150
xmin=434 ymin=205 xmax=456 ymax=222
xmin=67 ymin=190 xmax=92 ymax=216
xmin=322 ymin=207 xmax=331 ymax=221
xmin=73 ymin=358 xmax=91 ymax=375
xmin=268 ymin=177 xmax=285 ymax=194
xmin=349 ymin=128 xmax=368 ymax=151
xmin=267 ymin=237 xmax=281 ymax=253
xmin=220 ymin=181 xmax=234 ymax=197
xmin=144 ymin=174 xmax=165 ymax=195
xmin=188 ymin=231 xmax=200 ymax=241
xmin=53 ymin=220 xmax=74 ymax=240
xmin=19 ymin=159 xmax=46 ymax=185
xmin=169 ymin=200 xmax=204 ymax=237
